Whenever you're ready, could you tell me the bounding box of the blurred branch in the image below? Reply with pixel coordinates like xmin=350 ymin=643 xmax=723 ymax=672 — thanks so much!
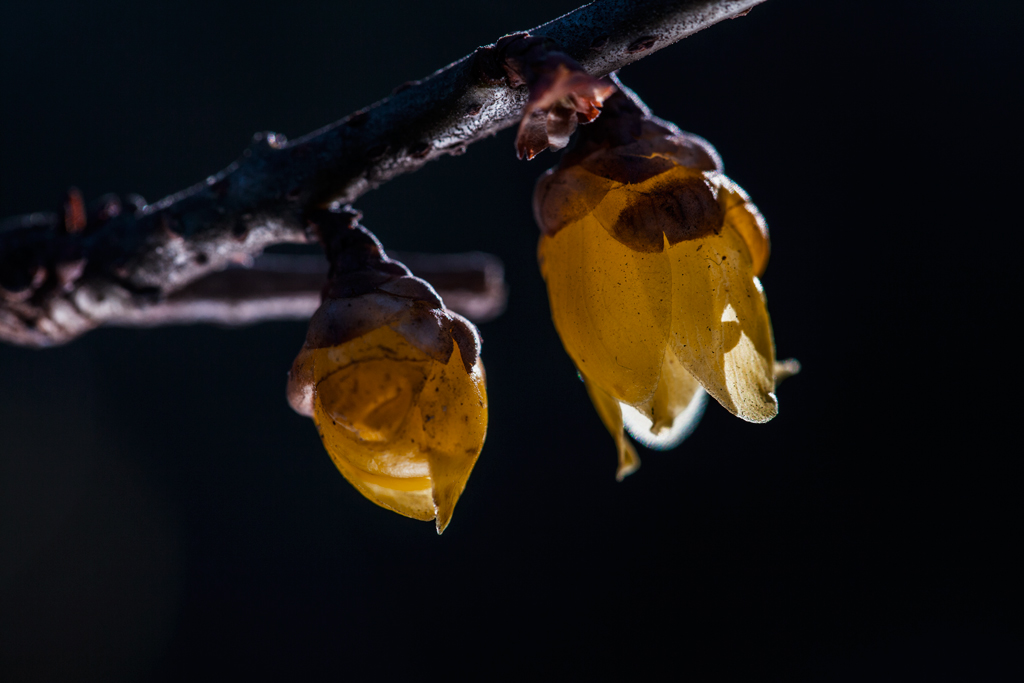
xmin=103 ymin=251 xmax=507 ymax=328
xmin=0 ymin=0 xmax=765 ymax=347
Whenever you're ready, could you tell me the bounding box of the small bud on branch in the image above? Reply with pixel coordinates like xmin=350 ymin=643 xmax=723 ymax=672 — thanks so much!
xmin=287 ymin=208 xmax=487 ymax=533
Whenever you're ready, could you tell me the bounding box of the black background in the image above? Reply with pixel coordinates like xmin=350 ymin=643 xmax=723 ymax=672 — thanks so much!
xmin=1 ymin=1 xmax=1020 ymax=679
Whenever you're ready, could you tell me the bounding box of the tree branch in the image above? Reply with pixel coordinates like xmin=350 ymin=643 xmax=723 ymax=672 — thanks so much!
xmin=0 ymin=0 xmax=765 ymax=347
xmin=101 ymin=251 xmax=507 ymax=329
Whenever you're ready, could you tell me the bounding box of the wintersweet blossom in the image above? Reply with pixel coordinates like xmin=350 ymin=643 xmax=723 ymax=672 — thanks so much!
xmin=289 ymin=220 xmax=486 ymax=533
xmin=534 ymin=102 xmax=777 ymax=478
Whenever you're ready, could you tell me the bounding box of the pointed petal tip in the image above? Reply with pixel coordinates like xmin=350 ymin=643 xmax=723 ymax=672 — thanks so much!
xmin=615 ymin=443 xmax=640 ymax=482
xmin=433 ymin=502 xmax=453 ymax=535
xmin=431 ymin=481 xmax=462 ymax=536
xmin=615 ymin=466 xmax=638 ymax=482
xmin=434 ymin=504 xmax=453 ymax=535
xmin=734 ymin=392 xmax=779 ymax=424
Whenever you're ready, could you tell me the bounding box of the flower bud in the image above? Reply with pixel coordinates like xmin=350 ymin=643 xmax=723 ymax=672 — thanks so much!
xmin=288 ymin=213 xmax=486 ymax=533
xmin=534 ymin=90 xmax=778 ymax=477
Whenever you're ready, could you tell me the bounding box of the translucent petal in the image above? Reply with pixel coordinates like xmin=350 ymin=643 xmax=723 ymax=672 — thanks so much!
xmin=327 ymin=454 xmax=436 ymax=523
xmin=417 ymin=345 xmax=488 ymax=534
xmin=709 ymin=173 xmax=770 ymax=277
xmin=588 ymin=165 xmax=722 ymax=252
xmin=311 ymin=326 xmax=487 ymax=531
xmin=623 ymin=349 xmax=707 ymax=450
xmin=583 ymin=374 xmax=640 ymax=481
xmin=318 ymin=359 xmax=425 ymax=444
xmin=313 ymin=327 xmax=433 ymax=480
xmin=539 ymin=214 xmax=671 ymax=406
xmin=533 ymin=165 xmax=618 ymax=236
xmin=667 ymin=225 xmax=778 ymax=423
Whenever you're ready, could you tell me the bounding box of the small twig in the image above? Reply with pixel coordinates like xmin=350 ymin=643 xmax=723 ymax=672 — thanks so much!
xmin=0 ymin=0 xmax=765 ymax=347
xmin=102 ymin=252 xmax=506 ymax=328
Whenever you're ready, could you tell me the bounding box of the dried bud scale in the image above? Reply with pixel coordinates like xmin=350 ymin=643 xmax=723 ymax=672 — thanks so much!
xmin=480 ymin=34 xmax=617 ymax=160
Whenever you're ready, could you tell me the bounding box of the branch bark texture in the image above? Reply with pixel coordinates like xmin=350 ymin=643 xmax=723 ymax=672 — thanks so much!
xmin=0 ymin=0 xmax=765 ymax=347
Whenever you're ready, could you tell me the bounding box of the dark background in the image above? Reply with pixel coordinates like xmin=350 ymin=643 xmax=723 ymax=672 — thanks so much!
xmin=1 ymin=0 xmax=1020 ymax=679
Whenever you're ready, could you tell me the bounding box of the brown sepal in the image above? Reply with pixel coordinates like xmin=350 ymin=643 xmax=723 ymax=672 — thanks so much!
xmin=610 ymin=177 xmax=724 ymax=253
xmin=534 ymin=85 xmax=728 ymax=244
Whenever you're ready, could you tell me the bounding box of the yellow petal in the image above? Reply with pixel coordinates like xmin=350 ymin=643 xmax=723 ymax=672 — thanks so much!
xmin=327 ymin=455 xmax=436 ymax=523
xmin=311 ymin=326 xmax=487 ymax=531
xmin=539 ymin=213 xmax=671 ymax=407
xmin=583 ymin=373 xmax=640 ymax=481
xmin=622 ymin=348 xmax=706 ymax=450
xmin=709 ymin=173 xmax=770 ymax=277
xmin=417 ymin=345 xmax=488 ymax=534
xmin=667 ymin=225 xmax=777 ymax=422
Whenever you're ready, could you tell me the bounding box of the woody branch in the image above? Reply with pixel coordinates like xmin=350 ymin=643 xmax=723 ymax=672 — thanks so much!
xmin=0 ymin=0 xmax=765 ymax=347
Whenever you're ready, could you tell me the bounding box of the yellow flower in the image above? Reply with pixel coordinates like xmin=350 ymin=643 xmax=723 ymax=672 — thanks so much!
xmin=288 ymin=225 xmax=487 ymax=533
xmin=534 ymin=113 xmax=777 ymax=479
